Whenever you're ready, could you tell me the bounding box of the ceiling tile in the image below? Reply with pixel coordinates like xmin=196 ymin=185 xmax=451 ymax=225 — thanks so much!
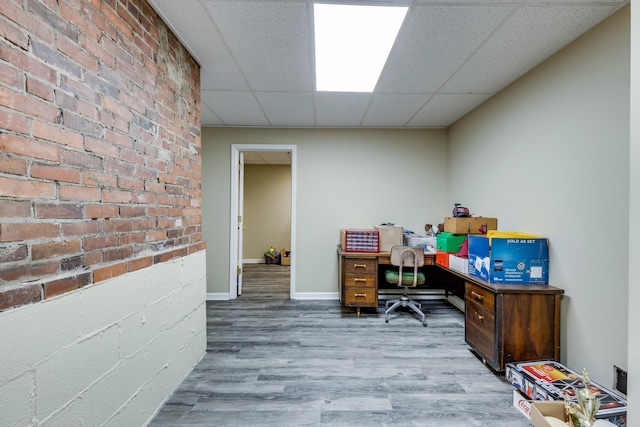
xmin=314 ymin=93 xmax=371 ymax=127
xmin=376 ymin=3 xmax=516 ymax=93
xmin=203 ymin=90 xmax=269 ymax=126
xmin=255 ymin=92 xmax=315 ymax=127
xmin=442 ymin=4 xmax=620 ymax=94
xmin=205 ymin=1 xmax=313 ymax=92
xmin=409 ymin=94 xmax=492 ymax=127
xmin=362 ymin=93 xmax=432 ymax=127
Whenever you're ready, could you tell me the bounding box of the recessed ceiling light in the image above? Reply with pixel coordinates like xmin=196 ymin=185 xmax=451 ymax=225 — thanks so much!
xmin=313 ymin=3 xmax=408 ymax=93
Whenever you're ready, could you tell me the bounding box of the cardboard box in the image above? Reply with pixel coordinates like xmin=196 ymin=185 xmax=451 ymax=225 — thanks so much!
xmin=443 ymin=216 xmax=497 ymax=234
xmin=468 ymin=235 xmax=549 ymax=283
xmin=280 ymin=248 xmax=290 ymax=266
xmin=506 ymin=361 xmax=627 ymax=427
xmin=436 ymin=232 xmax=466 ymax=252
xmin=375 ymin=225 xmax=403 ymax=252
xmin=448 ymin=254 xmax=468 ymax=274
xmin=530 ymin=401 xmax=566 ymax=427
xmin=513 ymin=389 xmax=532 ymax=420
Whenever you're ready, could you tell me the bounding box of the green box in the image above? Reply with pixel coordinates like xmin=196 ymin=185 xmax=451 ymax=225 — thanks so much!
xmin=436 ymin=232 xmax=466 ymax=253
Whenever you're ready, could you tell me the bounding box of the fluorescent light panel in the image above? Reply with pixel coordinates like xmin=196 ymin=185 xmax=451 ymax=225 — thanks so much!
xmin=314 ymin=3 xmax=408 ymax=92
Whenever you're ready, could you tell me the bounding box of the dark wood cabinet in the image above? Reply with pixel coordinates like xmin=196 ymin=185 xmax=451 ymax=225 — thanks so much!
xmin=339 ymin=254 xmax=378 ymax=316
xmin=463 ymin=278 xmax=563 ymax=372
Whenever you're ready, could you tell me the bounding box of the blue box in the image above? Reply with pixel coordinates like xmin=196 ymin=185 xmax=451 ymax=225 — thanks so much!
xmin=467 ymin=235 xmax=549 ymax=284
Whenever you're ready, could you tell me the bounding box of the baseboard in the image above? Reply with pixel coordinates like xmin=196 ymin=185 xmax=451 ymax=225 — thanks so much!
xmin=206 ymin=293 xmax=230 ymax=301
xmin=293 ymin=292 xmax=339 ymax=300
xmin=242 ymin=259 xmax=264 ymax=264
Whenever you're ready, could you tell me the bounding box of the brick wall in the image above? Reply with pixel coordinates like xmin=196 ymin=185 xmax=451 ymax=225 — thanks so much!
xmin=0 ymin=0 xmax=203 ymax=311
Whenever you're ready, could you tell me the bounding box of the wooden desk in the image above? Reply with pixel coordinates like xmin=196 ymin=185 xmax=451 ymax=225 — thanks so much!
xmin=337 ymin=246 xmax=564 ymax=372
xmin=337 ymin=246 xmax=435 ymax=317
xmin=438 ymin=265 xmax=564 ymax=371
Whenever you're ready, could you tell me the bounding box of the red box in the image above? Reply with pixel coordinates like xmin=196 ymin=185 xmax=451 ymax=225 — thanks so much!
xmin=435 ymin=250 xmax=449 ymax=267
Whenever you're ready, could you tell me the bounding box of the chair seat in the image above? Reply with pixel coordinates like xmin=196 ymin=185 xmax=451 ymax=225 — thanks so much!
xmin=385 ymin=270 xmax=425 ymax=286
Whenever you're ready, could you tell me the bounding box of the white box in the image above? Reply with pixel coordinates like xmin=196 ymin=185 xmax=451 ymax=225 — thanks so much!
xmin=448 ymin=254 xmax=469 ymax=274
xmin=404 ymin=235 xmax=436 ymax=252
xmin=375 ymin=225 xmax=403 ymax=252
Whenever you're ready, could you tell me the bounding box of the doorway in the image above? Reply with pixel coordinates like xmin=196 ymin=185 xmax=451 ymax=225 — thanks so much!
xmin=229 ymin=144 xmax=297 ymax=300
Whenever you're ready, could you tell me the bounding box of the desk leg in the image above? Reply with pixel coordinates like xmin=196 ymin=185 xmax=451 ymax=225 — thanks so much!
xmin=356 ymin=307 xmax=361 ymax=317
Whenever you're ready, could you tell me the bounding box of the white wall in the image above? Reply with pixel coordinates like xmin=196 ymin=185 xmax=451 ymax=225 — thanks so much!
xmin=0 ymin=251 xmax=207 ymax=426
xmin=448 ymin=8 xmax=630 ymax=390
xmin=201 ymin=128 xmax=448 ymax=297
xmin=628 ymin=0 xmax=639 ymax=423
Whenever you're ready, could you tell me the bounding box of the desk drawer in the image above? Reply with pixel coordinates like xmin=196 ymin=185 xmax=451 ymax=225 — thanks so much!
xmin=466 ymin=282 xmax=495 ymax=313
xmin=344 ymin=287 xmax=377 ymax=306
xmin=465 ymin=300 xmax=496 ymax=362
xmin=344 ymin=258 xmax=376 ymax=274
xmin=344 ymin=275 xmax=376 ymax=288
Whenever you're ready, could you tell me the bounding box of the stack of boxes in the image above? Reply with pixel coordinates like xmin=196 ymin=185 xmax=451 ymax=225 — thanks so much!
xmin=436 ymin=216 xmax=498 ymax=274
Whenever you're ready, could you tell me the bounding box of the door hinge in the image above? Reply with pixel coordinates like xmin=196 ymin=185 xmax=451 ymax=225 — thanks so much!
xmin=238 ymin=215 xmax=243 ymax=223
xmin=237 ymin=266 xmax=242 ymax=275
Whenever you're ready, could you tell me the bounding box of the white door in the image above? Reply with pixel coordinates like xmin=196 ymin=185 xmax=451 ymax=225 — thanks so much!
xmin=237 ymin=152 xmax=245 ymax=295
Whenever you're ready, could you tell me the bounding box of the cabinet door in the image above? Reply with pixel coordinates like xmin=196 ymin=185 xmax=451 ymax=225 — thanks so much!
xmin=465 ymin=300 xmax=496 ymax=366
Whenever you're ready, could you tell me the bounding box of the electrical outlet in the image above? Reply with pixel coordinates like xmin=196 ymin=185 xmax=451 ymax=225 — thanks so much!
xmin=613 ymin=365 xmax=627 ymax=395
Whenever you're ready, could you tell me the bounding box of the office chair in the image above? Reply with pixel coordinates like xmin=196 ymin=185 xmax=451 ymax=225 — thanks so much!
xmin=384 ymin=245 xmax=427 ymax=326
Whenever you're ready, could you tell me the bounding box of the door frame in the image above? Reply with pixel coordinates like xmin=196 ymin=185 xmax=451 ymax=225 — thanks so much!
xmin=229 ymin=144 xmax=297 ymax=300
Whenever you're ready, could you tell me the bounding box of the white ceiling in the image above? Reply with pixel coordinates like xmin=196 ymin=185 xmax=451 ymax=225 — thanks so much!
xmin=148 ymin=0 xmax=627 ymax=129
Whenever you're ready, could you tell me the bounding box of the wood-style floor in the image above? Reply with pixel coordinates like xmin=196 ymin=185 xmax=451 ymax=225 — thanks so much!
xmin=149 ymin=264 xmax=529 ymax=426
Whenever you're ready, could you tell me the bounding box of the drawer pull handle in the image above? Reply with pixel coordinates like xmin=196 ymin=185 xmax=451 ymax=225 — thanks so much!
xmin=471 ymin=291 xmax=484 ymax=302
xmin=354 ymin=278 xmax=366 ymax=283
xmin=353 ymin=263 xmax=367 ymax=269
xmin=354 ymin=293 xmax=367 ymax=298
xmin=477 ymin=314 xmax=484 ymax=321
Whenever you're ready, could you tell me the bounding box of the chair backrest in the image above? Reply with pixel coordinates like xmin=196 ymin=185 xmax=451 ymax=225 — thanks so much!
xmin=390 ymin=246 xmax=424 ymax=288
xmin=390 ymin=246 xmax=424 ymax=268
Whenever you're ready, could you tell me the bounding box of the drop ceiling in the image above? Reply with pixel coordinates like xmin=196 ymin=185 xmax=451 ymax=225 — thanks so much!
xmin=149 ymin=0 xmax=628 ymax=129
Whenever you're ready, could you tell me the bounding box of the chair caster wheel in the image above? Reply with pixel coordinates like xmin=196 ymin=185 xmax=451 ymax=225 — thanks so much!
xmin=422 ymin=319 xmax=427 ymax=327
xmin=385 ymin=318 xmax=389 ymax=323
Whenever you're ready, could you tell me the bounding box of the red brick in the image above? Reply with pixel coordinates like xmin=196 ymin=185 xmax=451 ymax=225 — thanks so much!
xmin=26 ymin=77 xmax=54 ymax=102
xmin=62 ymin=220 xmax=100 ymax=236
xmin=32 ymin=240 xmax=82 ymax=261
xmin=119 ymin=206 xmax=146 ymax=217
xmin=35 ymin=203 xmax=83 ymax=219
xmin=132 ymin=192 xmax=155 ymax=204
xmin=82 ymin=250 xmax=102 ymax=267
xmin=104 ymin=246 xmax=133 ymax=262
xmin=118 ymin=176 xmax=144 ymax=191
xmin=59 ymin=185 xmax=101 ymax=201
xmin=0 ymin=156 xmax=27 ymax=176
xmin=84 ymin=204 xmax=118 ymax=219
xmin=33 ymin=120 xmax=84 ymax=149
xmin=0 ymin=200 xmax=30 ymax=218
xmin=0 ymin=176 xmax=57 ymax=200
xmin=119 ymin=231 xmax=144 ymax=245
xmin=93 ymin=261 xmax=127 ymax=283
xmin=128 ymin=255 xmax=152 ymax=272
xmin=103 ymin=219 xmax=133 ymax=233
xmin=101 ymin=189 xmax=132 ymax=203
xmin=0 ymin=133 xmax=60 ymax=162
xmin=146 ymin=229 xmax=167 ymax=242
xmin=56 ymin=35 xmax=99 ymax=73
xmin=84 ymin=137 xmax=119 ymax=158
xmin=42 ymin=272 xmax=91 ymax=299
xmin=0 ymin=261 xmax=59 ymax=283
xmin=0 ymin=109 xmax=29 ymax=135
xmin=82 ymin=171 xmax=118 ymax=188
xmin=0 ymin=245 xmax=28 ymax=263
xmin=83 ymin=234 xmax=117 ymax=251
xmin=31 ymin=164 xmax=81 ymax=183
xmin=0 ymin=86 xmax=60 ymax=122
xmin=0 ymin=283 xmax=42 ymax=311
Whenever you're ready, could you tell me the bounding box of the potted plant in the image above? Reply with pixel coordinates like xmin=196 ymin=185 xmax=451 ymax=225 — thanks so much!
xmin=264 ymin=246 xmax=280 ymax=264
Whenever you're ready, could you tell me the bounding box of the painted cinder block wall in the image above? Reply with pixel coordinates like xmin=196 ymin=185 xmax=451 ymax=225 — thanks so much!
xmin=0 ymin=0 xmax=206 ymax=425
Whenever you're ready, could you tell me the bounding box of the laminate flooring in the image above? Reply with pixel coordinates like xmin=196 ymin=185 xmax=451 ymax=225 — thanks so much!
xmin=149 ymin=264 xmax=529 ymax=426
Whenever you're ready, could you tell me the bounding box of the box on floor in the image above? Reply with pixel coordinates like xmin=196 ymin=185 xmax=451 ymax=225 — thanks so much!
xmin=506 ymin=361 xmax=627 ymax=426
